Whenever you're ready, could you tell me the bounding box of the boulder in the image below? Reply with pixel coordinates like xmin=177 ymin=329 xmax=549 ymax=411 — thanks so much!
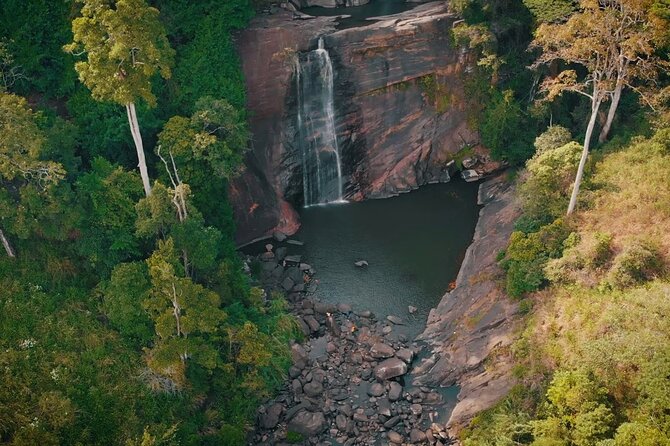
xmin=367 ymin=383 xmax=385 ymax=397
xmin=287 ymin=410 xmax=326 ymax=437
xmin=462 ymin=157 xmax=478 ymax=169
xmin=259 ymin=403 xmax=283 ymax=429
xmin=303 ymin=380 xmax=324 ymax=397
xmin=273 ymin=230 xmax=287 ymax=242
xmin=410 ymin=428 xmax=427 ymax=443
xmin=374 ymin=358 xmax=408 ymax=381
xmin=395 ymin=348 xmax=414 ymax=364
xmin=386 ymin=315 xmax=404 ymax=325
xmin=388 ymin=381 xmax=403 ymax=401
xmin=370 ymin=342 xmax=395 ymax=359
xmin=314 ymin=301 xmax=337 ymax=315
xmin=291 ymin=343 xmax=309 ymax=369
xmin=281 ymin=276 xmax=295 ymax=291
xmin=408 ymin=305 xmax=417 ymax=314
xmin=377 ymin=397 xmax=392 ymax=417
xmin=387 ymin=431 xmax=403 ymax=444
xmin=461 ymin=169 xmax=481 ymax=182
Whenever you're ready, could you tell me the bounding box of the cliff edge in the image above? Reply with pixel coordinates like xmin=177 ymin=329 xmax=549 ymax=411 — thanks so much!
xmin=414 ymin=175 xmax=522 ymax=437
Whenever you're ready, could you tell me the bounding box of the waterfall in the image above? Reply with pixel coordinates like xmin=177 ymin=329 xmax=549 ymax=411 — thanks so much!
xmin=295 ymin=37 xmax=346 ymax=207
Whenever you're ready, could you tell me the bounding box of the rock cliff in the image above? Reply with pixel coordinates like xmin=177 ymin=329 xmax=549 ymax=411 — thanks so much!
xmin=414 ymin=175 xmax=522 ymax=438
xmin=232 ymin=2 xmax=477 ymax=244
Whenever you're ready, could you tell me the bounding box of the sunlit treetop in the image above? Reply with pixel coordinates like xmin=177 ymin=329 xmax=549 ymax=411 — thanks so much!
xmin=64 ymin=0 xmax=175 ymax=107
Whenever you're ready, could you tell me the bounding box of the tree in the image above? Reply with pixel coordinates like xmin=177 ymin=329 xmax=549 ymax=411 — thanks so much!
xmin=532 ymin=0 xmax=670 ymax=214
xmin=0 ymin=92 xmax=64 ymax=257
xmin=143 ymin=238 xmax=227 ymax=389
xmin=64 ymin=0 xmax=175 ymax=197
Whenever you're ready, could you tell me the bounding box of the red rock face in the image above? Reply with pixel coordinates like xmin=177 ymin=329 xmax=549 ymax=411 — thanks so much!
xmin=231 ymin=3 xmax=478 ymax=245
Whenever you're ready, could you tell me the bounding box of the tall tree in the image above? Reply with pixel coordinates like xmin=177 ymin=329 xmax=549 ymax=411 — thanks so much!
xmin=64 ymin=0 xmax=175 ymax=196
xmin=531 ymin=0 xmax=669 ymax=214
xmin=0 ymin=92 xmax=65 ymax=257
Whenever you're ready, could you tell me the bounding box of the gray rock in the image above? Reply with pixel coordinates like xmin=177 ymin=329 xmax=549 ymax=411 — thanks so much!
xmin=314 ymin=301 xmax=337 ymax=315
xmin=291 ymin=344 xmax=309 ymax=370
xmin=303 ymin=380 xmax=323 ymax=397
xmin=285 ymin=254 xmax=302 ymax=264
xmin=377 ymin=397 xmax=392 ymax=417
xmin=388 ymin=382 xmax=403 ymax=401
xmin=354 ymin=260 xmax=369 ymax=267
xmin=336 ymin=414 xmax=348 ymax=431
xmin=303 ymin=315 xmax=320 ymax=333
xmin=410 ymin=428 xmax=427 ymax=443
xmin=299 ymin=262 xmax=311 ymax=271
xmin=395 ymin=348 xmax=414 ymax=364
xmin=353 ymin=412 xmax=369 ymax=422
xmin=273 ymin=230 xmax=287 ymax=242
xmin=259 ymin=403 xmax=283 ymax=429
xmin=383 ymin=416 xmax=401 ymax=428
xmin=292 ymin=378 xmax=303 ymax=394
xmin=289 ymin=366 xmax=302 ymax=379
xmin=374 ymin=358 xmax=408 ymax=381
xmin=281 ymin=276 xmax=295 ymax=291
xmin=357 ymin=310 xmax=373 ymax=318
xmin=386 ymin=315 xmax=404 ymax=325
xmin=367 ymin=383 xmax=384 ymax=397
xmin=370 ymin=342 xmax=395 ymax=359
xmin=462 ymin=157 xmax=477 ymax=169
xmin=461 ymin=169 xmax=481 ymax=182
xmin=410 ymin=403 xmax=423 ymax=416
xmin=287 ymin=410 xmax=326 ymax=437
xmin=276 ymin=246 xmax=287 ymax=261
xmin=387 ymin=431 xmax=403 ymax=444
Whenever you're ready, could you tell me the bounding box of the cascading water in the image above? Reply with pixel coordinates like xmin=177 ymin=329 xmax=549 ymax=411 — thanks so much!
xmin=295 ymin=37 xmax=345 ymax=207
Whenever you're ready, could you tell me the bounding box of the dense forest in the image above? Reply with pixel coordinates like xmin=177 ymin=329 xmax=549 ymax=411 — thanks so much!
xmin=0 ymin=0 xmax=668 ymax=445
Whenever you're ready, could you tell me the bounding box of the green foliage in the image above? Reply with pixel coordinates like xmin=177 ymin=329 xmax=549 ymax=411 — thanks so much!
xmin=418 ymin=74 xmax=452 ymax=113
xmin=0 ymin=0 xmax=76 ymax=97
xmin=518 ymin=135 xmax=582 ymax=230
xmin=605 ymin=241 xmax=664 ymax=290
xmin=65 ymin=0 xmax=175 ymax=107
xmin=102 ymin=261 xmax=153 ymax=346
xmin=480 ymin=89 xmax=535 ymax=165
xmin=522 ymin=0 xmax=576 ymax=24
xmin=75 ymin=158 xmax=144 ymax=273
xmin=158 ymin=0 xmax=254 ymax=112
xmin=158 ymin=96 xmax=249 ymax=179
xmin=501 ymin=219 xmax=571 ymax=297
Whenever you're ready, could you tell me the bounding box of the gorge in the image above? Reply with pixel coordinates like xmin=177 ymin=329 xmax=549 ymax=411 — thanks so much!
xmin=229 ymin=1 xmax=487 ymax=245
xmin=236 ymin=1 xmax=518 ymax=443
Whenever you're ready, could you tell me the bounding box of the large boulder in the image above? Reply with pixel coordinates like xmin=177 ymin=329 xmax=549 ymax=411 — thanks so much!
xmin=259 ymin=403 xmax=283 ymax=429
xmin=374 ymin=357 xmax=408 ymax=381
xmin=287 ymin=410 xmax=326 ymax=437
xmin=370 ymin=342 xmax=395 ymax=359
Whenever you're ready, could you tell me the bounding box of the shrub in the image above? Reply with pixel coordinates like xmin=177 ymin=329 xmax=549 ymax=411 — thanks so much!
xmin=501 ymin=219 xmax=571 ymax=297
xmin=605 ymin=241 xmax=664 ymax=289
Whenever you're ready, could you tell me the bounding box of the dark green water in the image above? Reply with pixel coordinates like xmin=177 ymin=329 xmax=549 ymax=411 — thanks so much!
xmin=292 ymin=180 xmax=480 ymax=337
xmin=303 ymin=0 xmax=422 ymax=29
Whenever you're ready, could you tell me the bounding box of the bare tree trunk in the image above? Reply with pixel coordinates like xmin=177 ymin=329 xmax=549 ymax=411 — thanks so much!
xmin=0 ymin=228 xmax=15 ymax=258
xmin=598 ymin=80 xmax=623 ymax=143
xmin=567 ymin=94 xmax=603 ymax=215
xmin=125 ymin=103 xmax=152 ymax=197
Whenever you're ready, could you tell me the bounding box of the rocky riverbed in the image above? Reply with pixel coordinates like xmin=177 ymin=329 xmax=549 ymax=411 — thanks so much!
xmin=247 ymin=240 xmax=456 ymax=445
xmin=247 ymin=175 xmax=520 ymax=445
